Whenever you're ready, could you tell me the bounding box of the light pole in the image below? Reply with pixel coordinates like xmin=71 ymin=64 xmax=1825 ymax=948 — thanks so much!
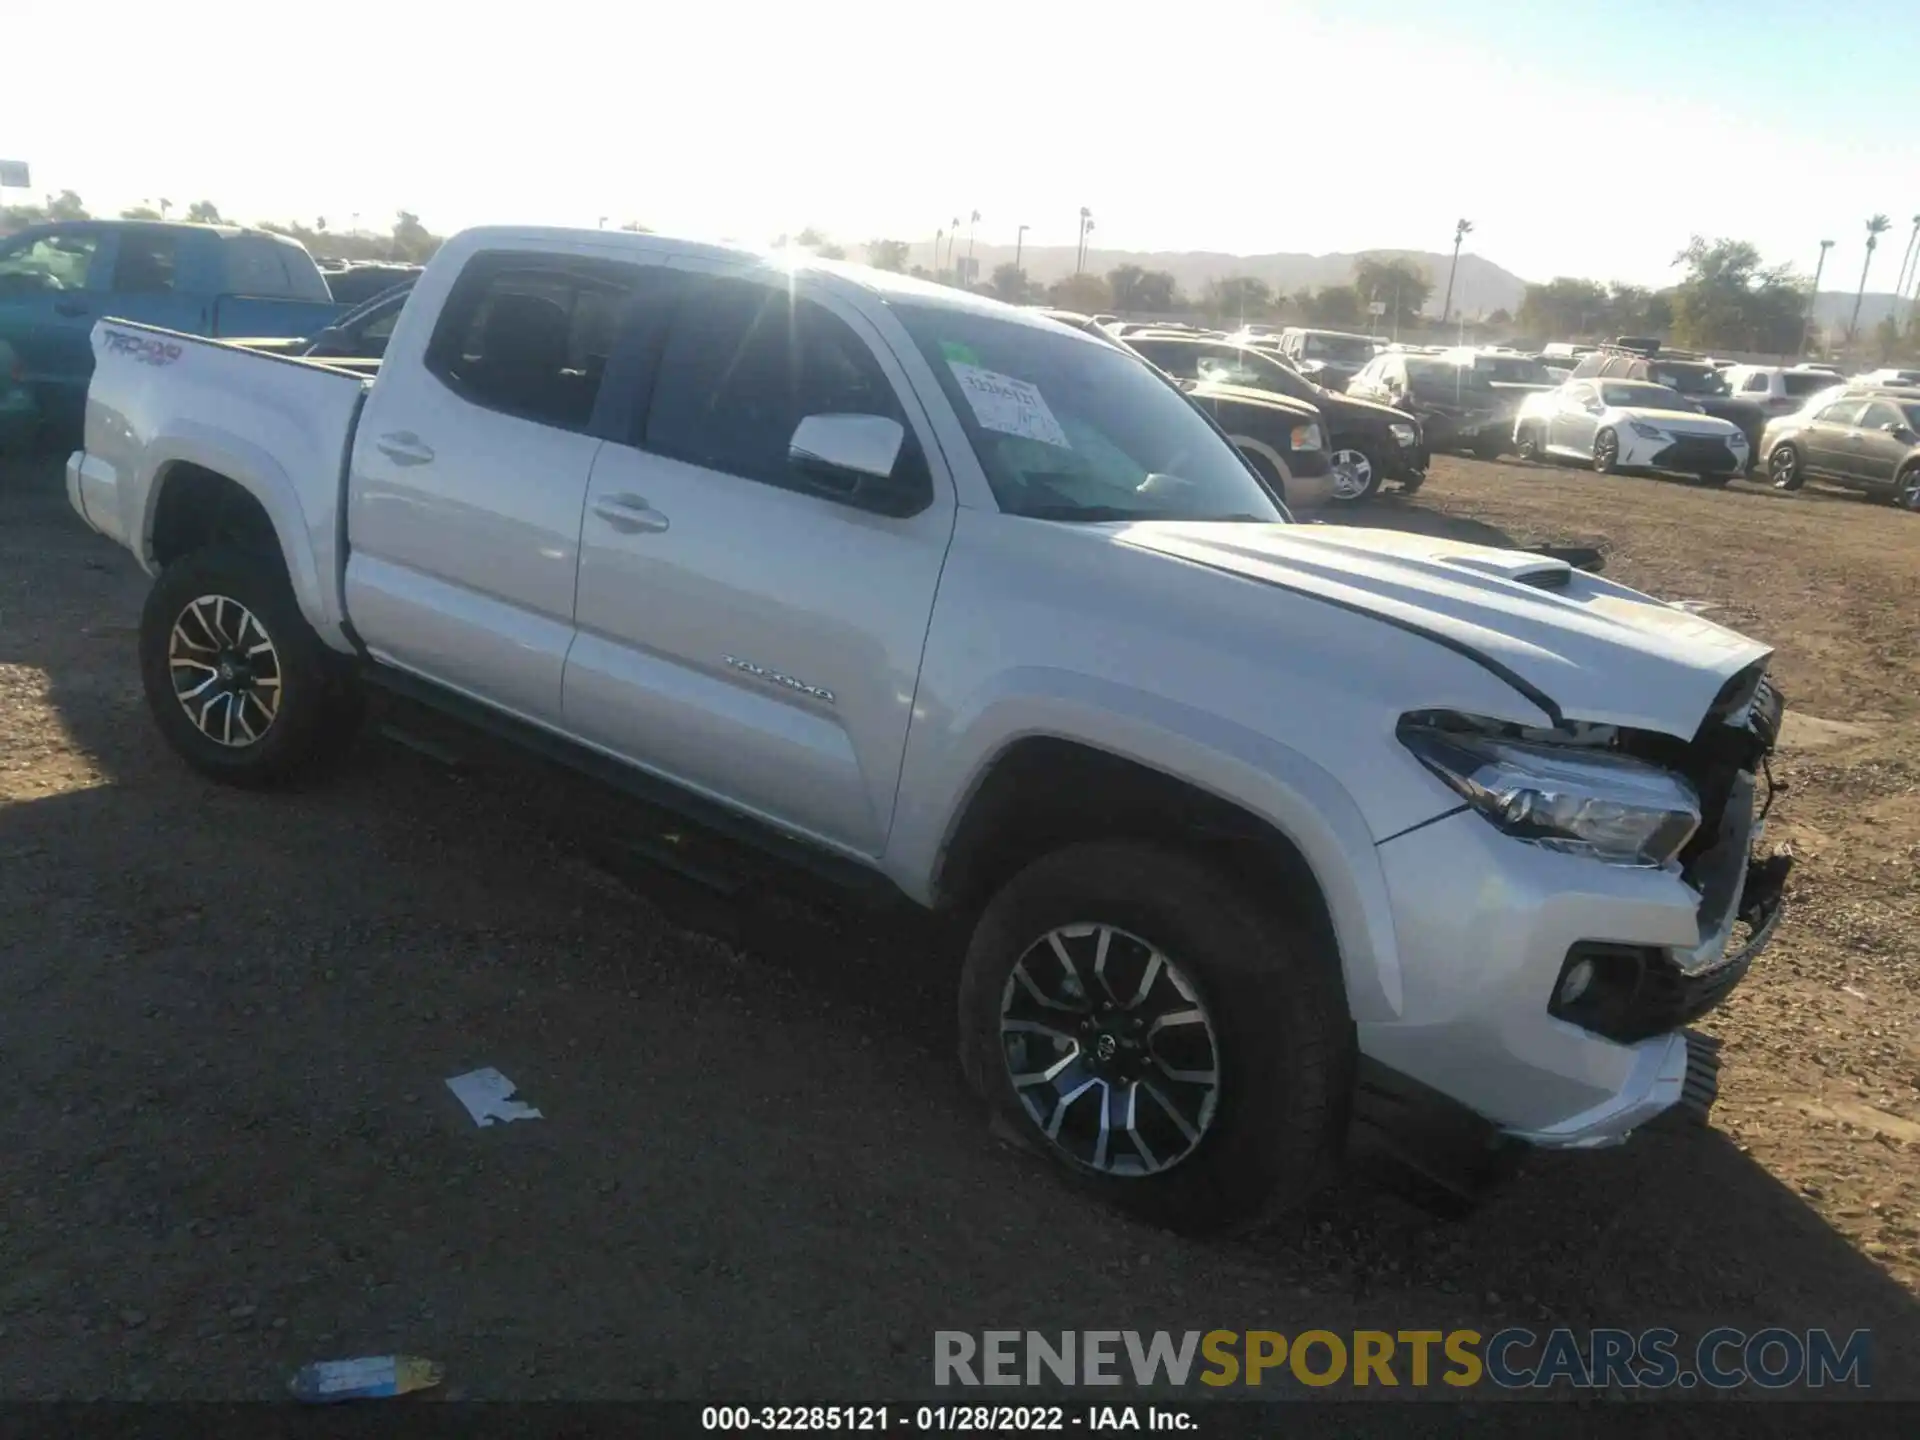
xmin=1015 ymin=223 xmax=1029 ymax=274
xmin=948 ymin=217 xmax=960 ymax=272
xmin=1075 ymin=207 xmax=1092 ymax=274
xmin=1440 ymin=218 xmax=1473 ymax=327
xmin=967 ymin=209 xmax=980 ymax=281
xmin=1799 ymin=239 xmax=1834 ymax=360
xmin=933 ymin=228 xmax=944 ymax=276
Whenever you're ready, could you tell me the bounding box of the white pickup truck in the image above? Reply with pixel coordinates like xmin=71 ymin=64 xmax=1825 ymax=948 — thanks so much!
xmin=67 ymin=226 xmax=1791 ymax=1232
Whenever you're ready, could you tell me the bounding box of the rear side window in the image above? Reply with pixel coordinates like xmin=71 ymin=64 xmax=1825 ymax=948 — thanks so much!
xmin=112 ymin=232 xmax=176 ymax=294
xmin=643 ymin=277 xmax=921 ymax=494
xmin=425 ymin=253 xmax=639 ymax=433
xmin=1741 ymin=372 xmax=1768 ymax=393
xmin=224 ymin=236 xmax=294 ymax=296
xmin=1782 ymin=372 xmax=1834 ymax=398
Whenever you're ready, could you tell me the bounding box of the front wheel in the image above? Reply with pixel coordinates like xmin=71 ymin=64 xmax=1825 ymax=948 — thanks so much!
xmin=1327 ymin=446 xmax=1382 ymax=503
xmin=957 ymin=841 xmax=1354 ymax=1234
xmin=1896 ymin=465 xmax=1920 ymax=512
xmin=138 ymin=546 xmax=362 ymax=787
xmin=1514 ymin=424 xmax=1545 ymax=462
xmin=1592 ymin=428 xmax=1621 ymax=473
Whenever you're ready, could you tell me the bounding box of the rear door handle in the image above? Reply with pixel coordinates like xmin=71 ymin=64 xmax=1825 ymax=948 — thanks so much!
xmin=593 ymin=493 xmax=670 ymax=534
xmin=374 ymin=432 xmax=435 ymax=467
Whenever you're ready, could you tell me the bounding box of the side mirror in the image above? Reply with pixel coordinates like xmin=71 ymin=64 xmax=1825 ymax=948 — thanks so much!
xmin=788 ymin=414 xmax=921 ymax=515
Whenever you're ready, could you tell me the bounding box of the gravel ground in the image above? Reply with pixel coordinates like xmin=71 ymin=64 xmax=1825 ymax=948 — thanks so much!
xmin=0 ymin=449 xmax=1915 ymax=1403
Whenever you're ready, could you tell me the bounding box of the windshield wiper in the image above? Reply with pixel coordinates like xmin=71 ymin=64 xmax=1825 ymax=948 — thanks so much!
xmin=1011 ymin=505 xmax=1273 ymax=524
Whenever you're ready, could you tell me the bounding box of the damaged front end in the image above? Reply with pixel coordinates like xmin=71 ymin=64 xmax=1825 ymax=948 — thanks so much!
xmin=1542 ymin=663 xmax=1791 ymax=1045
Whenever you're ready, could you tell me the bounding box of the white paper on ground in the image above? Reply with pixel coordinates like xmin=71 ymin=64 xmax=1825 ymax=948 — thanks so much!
xmin=947 ymin=363 xmax=1071 ymax=449
xmin=444 ymin=1067 xmax=543 ymax=1126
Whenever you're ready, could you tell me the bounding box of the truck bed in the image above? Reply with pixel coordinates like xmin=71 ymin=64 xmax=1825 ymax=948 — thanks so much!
xmin=68 ymin=318 xmax=371 ymax=649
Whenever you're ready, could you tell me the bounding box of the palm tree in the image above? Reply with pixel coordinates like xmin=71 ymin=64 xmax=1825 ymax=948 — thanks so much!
xmin=1847 ymin=213 xmax=1892 ymax=343
xmin=1895 ymin=213 xmax=1920 ymax=324
xmin=1440 ymin=218 xmax=1473 ymax=326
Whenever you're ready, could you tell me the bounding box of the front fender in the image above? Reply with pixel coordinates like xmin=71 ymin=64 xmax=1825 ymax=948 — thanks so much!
xmin=137 ymin=424 xmax=341 ymax=648
xmin=888 ymin=666 xmax=1407 ymax=1022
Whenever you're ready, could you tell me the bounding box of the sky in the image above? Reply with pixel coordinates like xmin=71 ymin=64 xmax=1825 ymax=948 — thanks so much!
xmin=4 ymin=0 xmax=1917 ymax=291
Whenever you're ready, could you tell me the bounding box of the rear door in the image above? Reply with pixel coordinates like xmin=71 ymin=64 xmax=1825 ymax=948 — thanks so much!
xmin=93 ymin=226 xmax=202 ymax=333
xmin=343 ymin=249 xmax=638 ymax=726
xmin=1801 ymin=399 xmax=1865 ymax=479
xmin=565 ymin=268 xmax=956 ymax=857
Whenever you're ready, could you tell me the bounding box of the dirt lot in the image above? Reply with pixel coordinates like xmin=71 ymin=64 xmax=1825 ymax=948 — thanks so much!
xmin=1 ymin=449 xmax=1915 ymax=1402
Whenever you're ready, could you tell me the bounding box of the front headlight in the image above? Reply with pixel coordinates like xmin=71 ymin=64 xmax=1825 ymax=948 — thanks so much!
xmin=1388 ymin=422 xmax=1419 ymax=445
xmin=1398 ymin=718 xmax=1700 ymax=867
xmin=1290 ymin=423 xmax=1323 ymax=452
xmin=1727 ymin=433 xmax=1748 ymax=448
xmin=1628 ymin=421 xmax=1669 ymax=441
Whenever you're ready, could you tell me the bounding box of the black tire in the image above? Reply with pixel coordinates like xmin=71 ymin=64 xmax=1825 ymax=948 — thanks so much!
xmin=1471 ymin=433 xmax=1505 ymax=461
xmin=1514 ymin=424 xmax=1545 ymax=463
xmin=1592 ymin=427 xmax=1621 ymax=474
xmin=139 ymin=545 xmax=362 ymax=787
xmin=1327 ymin=445 xmax=1382 ymax=503
xmin=1896 ymin=464 xmax=1920 ymax=512
xmin=957 ymin=841 xmax=1354 ymax=1235
xmin=1769 ymin=443 xmax=1805 ymax=491
xmin=1693 ymin=472 xmax=1734 ymax=488
xmin=1396 ymin=470 xmax=1426 ymax=495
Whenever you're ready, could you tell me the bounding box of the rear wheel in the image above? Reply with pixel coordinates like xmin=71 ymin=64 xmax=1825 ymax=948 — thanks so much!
xmin=958 ymin=841 xmax=1353 ymax=1234
xmin=138 ymin=546 xmax=362 ymax=787
xmin=1592 ymin=428 xmax=1621 ymax=474
xmin=1769 ymin=443 xmax=1805 ymax=491
xmin=1327 ymin=446 xmax=1381 ymax=503
xmin=1514 ymin=423 xmax=1545 ymax=462
xmin=1471 ymin=432 xmax=1506 ymax=461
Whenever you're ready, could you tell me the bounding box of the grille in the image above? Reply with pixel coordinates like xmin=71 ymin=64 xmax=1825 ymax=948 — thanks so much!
xmin=1653 ymin=435 xmax=1740 ymax=473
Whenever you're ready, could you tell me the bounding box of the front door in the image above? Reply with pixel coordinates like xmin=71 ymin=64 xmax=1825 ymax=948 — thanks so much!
xmin=0 ymin=224 xmax=109 ymax=427
xmin=566 ymin=269 xmax=957 ymax=857
xmin=1801 ymin=399 xmax=1864 ymax=479
xmin=1549 ymin=383 xmax=1601 ymax=453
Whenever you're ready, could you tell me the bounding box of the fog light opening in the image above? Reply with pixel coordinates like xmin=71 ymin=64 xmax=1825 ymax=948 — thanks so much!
xmin=1557 ymin=958 xmax=1596 ymax=1008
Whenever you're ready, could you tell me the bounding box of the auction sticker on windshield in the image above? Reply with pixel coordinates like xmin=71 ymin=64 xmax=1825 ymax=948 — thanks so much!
xmin=948 ymin=362 xmax=1071 ymax=449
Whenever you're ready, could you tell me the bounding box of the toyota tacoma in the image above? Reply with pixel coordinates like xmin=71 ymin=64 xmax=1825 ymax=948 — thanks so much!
xmin=66 ymin=226 xmax=1790 ymax=1232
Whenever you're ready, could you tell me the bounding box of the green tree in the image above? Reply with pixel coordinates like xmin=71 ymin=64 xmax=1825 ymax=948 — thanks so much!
xmin=1311 ymin=284 xmax=1361 ymax=326
xmin=1848 ymin=214 xmax=1892 ymax=342
xmin=866 ymin=239 xmax=910 ymax=272
xmin=1669 ymin=236 xmax=1804 ymax=352
xmin=118 ymin=206 xmax=164 ymax=220
xmin=1351 ymin=256 xmax=1430 ymax=327
xmin=794 ymin=226 xmax=828 ymax=249
xmin=1202 ymin=275 xmax=1273 ymax=323
xmin=1486 ymin=307 xmax=1512 ymax=327
xmin=619 ymin=221 xmax=653 ymax=233
xmin=390 ymin=210 xmax=438 ymax=262
xmin=185 ymin=200 xmax=223 ymax=224
xmin=1133 ymin=269 xmax=1179 ymax=311
xmin=1106 ymin=263 xmax=1147 ymax=310
xmin=46 ymin=190 xmax=89 ymax=221
xmin=989 ymin=262 xmax=1032 ymax=303
xmin=1516 ymin=276 xmax=1610 ymax=338
xmin=1047 ymin=273 xmax=1113 ymax=312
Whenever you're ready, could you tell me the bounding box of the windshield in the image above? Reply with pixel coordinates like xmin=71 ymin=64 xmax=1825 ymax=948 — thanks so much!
xmin=1301 ymin=333 xmax=1374 ymax=362
xmin=1406 ymin=359 xmax=1494 ymax=396
xmin=1474 ymin=356 xmax=1551 ymax=384
xmin=893 ymin=304 xmax=1285 ymax=524
xmin=1602 ymin=382 xmax=1690 ymax=409
xmin=1191 ymin=348 xmax=1318 ymax=403
xmin=1648 ymin=363 xmax=1727 ymax=397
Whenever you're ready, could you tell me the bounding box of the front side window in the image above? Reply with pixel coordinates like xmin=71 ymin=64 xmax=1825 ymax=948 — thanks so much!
xmin=891 ymin=304 xmax=1283 ymax=524
xmin=0 ymin=229 xmax=99 ymax=295
xmin=1857 ymin=401 xmax=1904 ymax=432
xmin=645 ymin=278 xmax=919 ymax=494
xmin=1813 ymin=400 xmax=1865 ymax=427
xmin=426 ymin=254 xmax=634 ymax=431
xmin=112 ymin=232 xmax=177 ymax=294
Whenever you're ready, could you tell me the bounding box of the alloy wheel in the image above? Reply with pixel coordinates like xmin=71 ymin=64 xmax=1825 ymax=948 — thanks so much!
xmin=1593 ymin=430 xmax=1619 ymax=473
xmin=167 ymin=594 xmax=283 ymax=747
xmin=998 ymin=923 xmax=1222 ymax=1177
xmin=1328 ymin=449 xmax=1375 ymax=501
xmin=1899 ymin=469 xmax=1920 ymax=511
xmin=1770 ymin=447 xmax=1799 ymax=490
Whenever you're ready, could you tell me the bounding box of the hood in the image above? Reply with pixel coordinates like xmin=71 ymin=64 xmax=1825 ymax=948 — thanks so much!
xmin=1188 ymin=381 xmax=1320 ymax=422
xmin=1324 ymin=390 xmax=1414 ymax=424
xmin=1613 ymin=406 xmax=1739 ymax=435
xmin=1122 ymin=522 xmax=1770 ymax=738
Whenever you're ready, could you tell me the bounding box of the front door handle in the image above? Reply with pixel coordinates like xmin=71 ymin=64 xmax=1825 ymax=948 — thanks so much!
xmin=374 ymin=432 xmax=435 ymax=467
xmin=593 ymin=494 xmax=670 ymax=534
xmin=54 ymin=301 xmax=90 ymax=318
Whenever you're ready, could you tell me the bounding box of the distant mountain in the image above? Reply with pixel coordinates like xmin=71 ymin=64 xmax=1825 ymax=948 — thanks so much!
xmin=902 ymin=240 xmax=1531 ymax=316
